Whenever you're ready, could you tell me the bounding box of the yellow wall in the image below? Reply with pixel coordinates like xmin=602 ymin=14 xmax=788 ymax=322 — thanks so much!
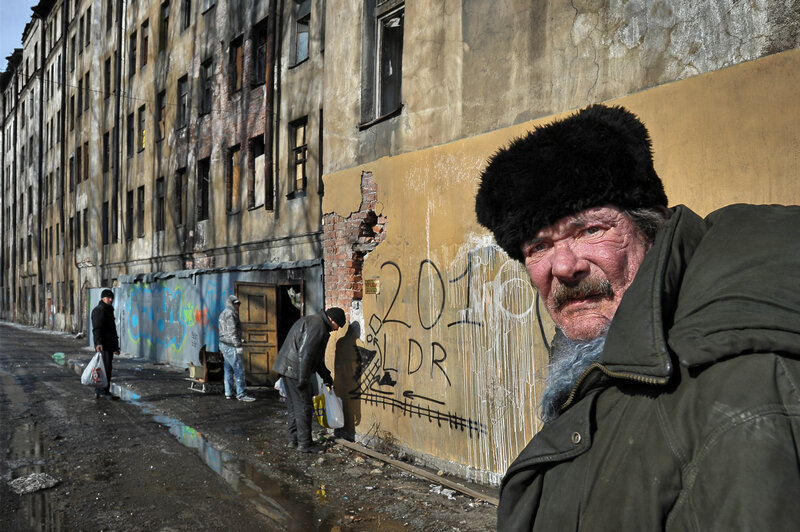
xmin=323 ymin=49 xmax=800 ymax=483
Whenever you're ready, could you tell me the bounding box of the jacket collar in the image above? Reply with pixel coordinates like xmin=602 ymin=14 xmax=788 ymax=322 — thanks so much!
xmin=598 ymin=205 xmax=705 ymax=381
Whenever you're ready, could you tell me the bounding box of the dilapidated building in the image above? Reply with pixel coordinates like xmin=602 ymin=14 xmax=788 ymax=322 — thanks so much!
xmin=2 ymin=0 xmax=800 ymax=485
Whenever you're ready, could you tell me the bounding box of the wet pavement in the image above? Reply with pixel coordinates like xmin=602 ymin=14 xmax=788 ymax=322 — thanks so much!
xmin=0 ymin=321 xmax=498 ymax=531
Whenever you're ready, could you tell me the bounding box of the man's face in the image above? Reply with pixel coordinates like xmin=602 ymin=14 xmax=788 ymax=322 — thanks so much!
xmin=522 ymin=206 xmax=650 ymax=341
xmin=102 ymin=296 xmax=114 ymax=305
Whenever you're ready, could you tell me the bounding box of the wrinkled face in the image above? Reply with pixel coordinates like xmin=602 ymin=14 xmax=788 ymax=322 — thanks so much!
xmin=522 ymin=206 xmax=651 ymax=341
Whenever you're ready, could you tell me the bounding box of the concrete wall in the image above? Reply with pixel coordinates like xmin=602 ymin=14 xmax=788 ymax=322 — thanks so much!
xmin=322 ymin=48 xmax=800 ymax=484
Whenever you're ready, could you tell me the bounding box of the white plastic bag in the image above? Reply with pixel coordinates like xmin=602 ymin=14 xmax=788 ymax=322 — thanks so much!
xmin=323 ymin=386 xmax=344 ymax=429
xmin=274 ymin=377 xmax=286 ymax=398
xmin=81 ymin=352 xmax=108 ymax=388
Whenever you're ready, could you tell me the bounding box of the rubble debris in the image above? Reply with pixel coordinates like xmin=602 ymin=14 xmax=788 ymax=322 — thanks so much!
xmin=9 ymin=472 xmax=60 ymax=495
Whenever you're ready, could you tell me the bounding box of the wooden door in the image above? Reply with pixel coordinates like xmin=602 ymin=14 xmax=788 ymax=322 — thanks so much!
xmin=235 ymin=282 xmax=278 ymax=385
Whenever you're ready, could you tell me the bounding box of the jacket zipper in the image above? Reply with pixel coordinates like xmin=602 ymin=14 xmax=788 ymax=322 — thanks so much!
xmin=560 ymin=363 xmax=669 ymax=412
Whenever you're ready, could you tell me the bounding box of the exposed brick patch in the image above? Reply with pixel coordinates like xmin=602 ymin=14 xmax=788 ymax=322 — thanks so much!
xmin=323 ymin=172 xmax=387 ymax=311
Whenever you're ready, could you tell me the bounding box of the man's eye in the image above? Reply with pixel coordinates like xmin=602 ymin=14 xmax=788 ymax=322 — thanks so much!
xmin=525 ymin=242 xmax=549 ymax=256
xmin=583 ymin=226 xmax=602 ymax=236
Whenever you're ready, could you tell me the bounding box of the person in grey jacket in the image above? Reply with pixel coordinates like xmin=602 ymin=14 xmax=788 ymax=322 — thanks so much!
xmin=476 ymin=104 xmax=800 ymax=530
xmin=272 ymin=307 xmax=346 ymax=452
xmin=217 ymin=295 xmax=255 ymax=402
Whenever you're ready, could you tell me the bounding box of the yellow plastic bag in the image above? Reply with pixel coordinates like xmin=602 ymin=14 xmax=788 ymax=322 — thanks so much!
xmin=313 ymin=393 xmax=328 ymax=428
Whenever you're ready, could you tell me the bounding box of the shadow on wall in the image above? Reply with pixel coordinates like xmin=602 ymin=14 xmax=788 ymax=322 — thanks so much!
xmin=333 ymin=321 xmax=364 ymax=441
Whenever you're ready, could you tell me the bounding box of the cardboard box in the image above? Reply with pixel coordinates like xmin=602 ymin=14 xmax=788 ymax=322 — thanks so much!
xmin=188 ymin=364 xmax=204 ymax=380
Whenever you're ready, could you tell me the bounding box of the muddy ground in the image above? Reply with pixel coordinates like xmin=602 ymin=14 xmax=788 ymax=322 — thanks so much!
xmin=0 ymin=322 xmax=498 ymax=531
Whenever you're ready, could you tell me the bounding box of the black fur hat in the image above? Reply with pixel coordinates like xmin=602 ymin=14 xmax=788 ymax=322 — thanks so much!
xmin=475 ymin=104 xmax=667 ymax=262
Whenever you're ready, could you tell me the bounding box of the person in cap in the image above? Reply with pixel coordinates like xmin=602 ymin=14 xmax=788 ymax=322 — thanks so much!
xmin=272 ymin=307 xmax=346 ymax=453
xmin=218 ymin=294 xmax=255 ymax=402
xmin=91 ymin=288 xmax=120 ymax=398
xmin=476 ymin=104 xmax=800 ymax=530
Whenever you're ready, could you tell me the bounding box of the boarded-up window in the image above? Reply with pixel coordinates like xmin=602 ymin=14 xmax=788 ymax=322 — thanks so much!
xmin=289 ymin=117 xmax=307 ymax=194
xmin=230 ymin=36 xmax=243 ymax=92
xmin=226 ymin=145 xmax=241 ymax=213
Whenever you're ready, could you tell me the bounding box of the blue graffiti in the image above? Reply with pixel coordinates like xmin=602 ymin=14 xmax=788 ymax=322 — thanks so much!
xmin=199 ymin=281 xmax=232 ymax=349
xmin=127 ymin=284 xmax=187 ymax=350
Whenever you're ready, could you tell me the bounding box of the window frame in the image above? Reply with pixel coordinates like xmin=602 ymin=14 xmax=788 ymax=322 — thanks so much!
xmin=288 ymin=116 xmax=308 ymax=197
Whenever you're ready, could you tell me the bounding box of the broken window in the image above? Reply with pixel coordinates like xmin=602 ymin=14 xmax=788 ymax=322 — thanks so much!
xmin=177 ymin=76 xmax=189 ymax=129
xmin=137 ymin=185 xmax=145 ymax=237
xmin=288 ymin=116 xmax=307 ymax=195
xmin=111 ymin=198 xmax=118 ymax=243
xmin=181 ymin=0 xmax=191 ymax=32
xmin=106 ymin=0 xmax=113 ymax=32
xmin=125 ymin=190 xmax=134 ymax=240
xmin=84 ymin=72 xmax=90 ymax=110
xmin=199 ymin=59 xmax=213 ymax=115
xmin=140 ymin=20 xmax=149 ymax=67
xmin=197 ymin=158 xmax=210 ymax=221
xmin=127 ymin=113 xmax=134 ymax=157
xmin=103 ymin=131 xmax=110 ymax=172
xmin=175 ymin=168 xmax=187 ymax=225
xmin=138 ymin=104 xmax=146 ymax=151
xmin=85 ymin=7 xmax=91 ymax=44
xmin=229 ymin=36 xmax=243 ymax=93
xmin=155 ymin=177 xmax=166 ymax=231
xmin=102 ymin=201 xmax=109 ymax=244
xmin=156 ymin=90 xmax=166 ymax=140
xmin=104 ymin=57 xmax=111 ymax=98
xmin=83 ymin=208 xmax=89 ymax=247
xmin=253 ymin=19 xmax=268 ymax=85
xmin=360 ymin=0 xmax=404 ymax=125
xmin=294 ymin=0 xmax=310 ymax=64
xmin=83 ymin=142 xmax=89 ymax=182
xmin=248 ymin=135 xmax=265 ymax=208
xmin=129 ymin=31 xmax=137 ymax=77
xmin=226 ymin=145 xmax=241 ymax=214
xmin=159 ymin=2 xmax=170 ymax=51
xmin=76 ymin=145 xmax=82 ymax=182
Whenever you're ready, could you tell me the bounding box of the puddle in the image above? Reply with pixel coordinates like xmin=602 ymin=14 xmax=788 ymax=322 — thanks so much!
xmin=112 ymin=385 xmax=323 ymax=530
xmin=8 ymin=423 xmax=65 ymax=531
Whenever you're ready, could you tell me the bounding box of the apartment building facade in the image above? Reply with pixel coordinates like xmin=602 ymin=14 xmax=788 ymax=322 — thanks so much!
xmin=2 ymin=0 xmax=800 ymax=484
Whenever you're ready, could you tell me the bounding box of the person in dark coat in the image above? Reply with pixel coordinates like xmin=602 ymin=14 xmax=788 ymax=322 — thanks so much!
xmin=272 ymin=307 xmax=346 ymax=453
xmin=475 ymin=104 xmax=800 ymax=530
xmin=91 ymin=288 xmax=120 ymax=398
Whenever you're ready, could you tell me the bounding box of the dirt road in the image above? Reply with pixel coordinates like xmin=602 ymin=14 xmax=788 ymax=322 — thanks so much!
xmin=0 ymin=321 xmax=497 ymax=531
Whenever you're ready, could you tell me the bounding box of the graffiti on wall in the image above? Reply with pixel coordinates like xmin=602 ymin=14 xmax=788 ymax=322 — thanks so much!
xmin=355 ymin=235 xmax=551 ymax=478
xmin=125 ymin=280 xmax=232 ymax=356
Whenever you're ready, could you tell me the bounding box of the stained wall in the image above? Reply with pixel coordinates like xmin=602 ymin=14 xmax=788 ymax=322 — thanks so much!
xmin=323 ymin=48 xmax=800 ymax=483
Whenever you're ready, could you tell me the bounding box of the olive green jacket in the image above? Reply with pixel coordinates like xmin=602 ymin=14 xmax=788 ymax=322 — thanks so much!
xmin=498 ymin=204 xmax=800 ymax=531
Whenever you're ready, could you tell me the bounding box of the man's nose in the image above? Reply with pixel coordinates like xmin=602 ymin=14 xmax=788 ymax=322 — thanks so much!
xmin=550 ymin=242 xmax=589 ymax=282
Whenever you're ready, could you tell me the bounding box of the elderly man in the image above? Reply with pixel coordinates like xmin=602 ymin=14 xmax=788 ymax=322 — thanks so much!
xmin=475 ymin=105 xmax=800 ymax=530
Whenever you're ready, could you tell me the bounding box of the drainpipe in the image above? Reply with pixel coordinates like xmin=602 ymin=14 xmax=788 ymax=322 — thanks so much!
xmin=111 ymin=0 xmax=125 ymax=277
xmin=265 ymin=0 xmax=278 ymax=211
xmin=34 ymin=9 xmax=46 ymax=325
xmin=60 ymin=1 xmax=69 ymax=329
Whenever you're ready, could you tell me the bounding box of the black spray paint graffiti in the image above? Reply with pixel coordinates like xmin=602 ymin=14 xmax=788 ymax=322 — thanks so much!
xmin=350 ymin=249 xmax=552 ymax=438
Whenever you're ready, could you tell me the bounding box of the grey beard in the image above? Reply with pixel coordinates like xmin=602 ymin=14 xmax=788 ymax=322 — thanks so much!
xmin=540 ymin=330 xmax=607 ymax=424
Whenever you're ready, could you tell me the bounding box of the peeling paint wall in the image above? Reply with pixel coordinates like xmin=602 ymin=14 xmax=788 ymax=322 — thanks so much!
xmin=323 ymin=48 xmax=800 ymax=483
xmin=324 ymin=0 xmax=800 ymax=174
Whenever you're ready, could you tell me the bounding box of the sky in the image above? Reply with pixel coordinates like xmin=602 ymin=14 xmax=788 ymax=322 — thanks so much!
xmin=0 ymin=1 xmax=39 ymax=72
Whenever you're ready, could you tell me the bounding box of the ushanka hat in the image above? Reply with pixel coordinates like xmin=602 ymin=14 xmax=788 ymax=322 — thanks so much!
xmin=475 ymin=104 xmax=668 ymax=262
